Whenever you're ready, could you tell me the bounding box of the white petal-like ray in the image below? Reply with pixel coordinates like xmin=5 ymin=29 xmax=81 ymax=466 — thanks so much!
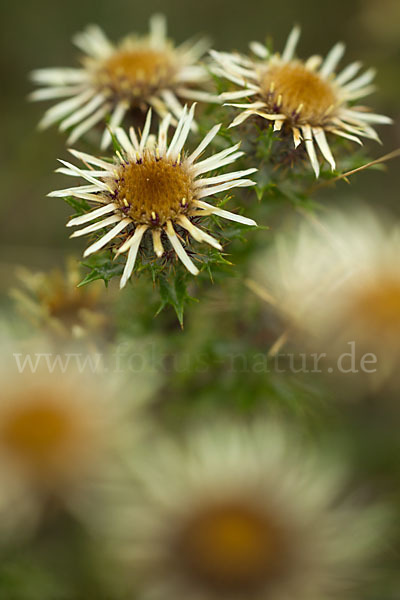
xmin=168 ymin=103 xmax=196 ymax=160
xmin=115 ymin=127 xmax=135 ymax=158
xmin=305 ymin=55 xmax=322 ymax=71
xmin=56 ymin=167 xmax=115 ymax=178
xmin=179 ymin=36 xmax=210 ymax=62
xmin=83 ymin=219 xmax=131 ymax=257
xmin=139 ymin=108 xmax=153 ymax=153
xmin=176 ymin=89 xmax=219 ymax=103
xmin=48 ymin=184 xmax=104 ymax=198
xmin=312 ymin=127 xmax=336 ymax=170
xmin=158 ymin=113 xmax=172 ymax=155
xmin=166 ymin=222 xmax=199 ymax=275
xmin=292 ymin=127 xmax=302 ymax=148
xmin=149 ymin=14 xmax=167 ymax=47
xmin=68 ymin=149 xmax=113 ymax=170
xmin=38 ymin=89 xmax=94 ymax=129
xmin=31 ymin=68 xmax=88 ymax=85
xmin=211 ymin=64 xmax=249 ymax=88
xmin=249 ymin=41 xmax=269 ymax=59
xmin=187 ymin=124 xmax=221 ymax=164
xmin=221 ymin=90 xmax=258 ymax=102
xmin=129 ymin=126 xmax=140 ymax=152
xmin=195 ymin=201 xmax=257 ymax=227
xmin=193 ymin=143 xmax=241 ymax=173
xmin=342 ymin=110 xmax=392 ymax=124
xmin=274 ymin=120 xmax=284 ymax=132
xmin=225 ymin=101 xmax=266 ymax=110
xmin=282 ymin=26 xmax=301 ymax=62
xmin=328 ymin=129 xmax=362 ymax=145
xmin=67 ymin=105 xmax=109 ymax=144
xmin=60 ymin=93 xmax=105 ymax=131
xmin=344 ymin=85 xmax=376 ymax=101
xmin=29 ymin=86 xmax=85 ymax=101
xmin=57 ymin=159 xmax=110 ymax=190
xmin=152 ymin=230 xmax=164 ymax=257
xmin=161 ymin=89 xmax=186 ymax=120
xmin=73 ymin=25 xmax=113 ymax=59
xmin=67 ymin=203 xmax=117 ymax=227
xmin=193 ymin=150 xmax=245 ymax=176
xmin=228 ymin=109 xmax=257 ymax=128
xmin=343 ymin=68 xmax=375 ymax=92
xmin=320 ymin=42 xmax=345 ymax=77
xmin=195 ymin=168 xmax=257 ymax=188
xmin=179 ymin=65 xmax=208 ymax=82
xmin=177 ymin=216 xmax=222 ymax=250
xmin=70 ymin=215 xmax=121 ymax=237
xmin=197 ymin=179 xmax=256 ymax=199
xmin=301 ymin=124 xmax=320 ymax=177
xmin=120 ymin=226 xmax=148 ymax=288
xmin=101 ymin=102 xmax=127 ymax=150
xmin=335 ymin=61 xmax=362 ymax=86
xmin=167 ymin=105 xmax=188 ymax=158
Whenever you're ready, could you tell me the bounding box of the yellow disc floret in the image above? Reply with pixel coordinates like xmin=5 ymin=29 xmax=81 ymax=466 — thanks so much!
xmin=350 ymin=276 xmax=400 ymax=336
xmin=97 ymin=48 xmax=176 ymax=100
xmin=175 ymin=501 xmax=287 ymax=592
xmin=115 ymin=154 xmax=194 ymax=226
xmin=260 ymin=61 xmax=338 ymax=125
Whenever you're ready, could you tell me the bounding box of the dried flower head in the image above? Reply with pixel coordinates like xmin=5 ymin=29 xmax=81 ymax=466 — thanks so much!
xmin=31 ymin=15 xmax=216 ymax=148
xmin=49 ymin=105 xmax=257 ymax=288
xmin=212 ymin=27 xmax=392 ymax=176
xmin=11 ymin=257 xmax=111 ymax=340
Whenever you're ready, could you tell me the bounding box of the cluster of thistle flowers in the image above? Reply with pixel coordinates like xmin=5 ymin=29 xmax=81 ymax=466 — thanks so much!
xmin=31 ymin=16 xmax=391 ymax=290
xmin=0 ymin=341 xmax=389 ymax=599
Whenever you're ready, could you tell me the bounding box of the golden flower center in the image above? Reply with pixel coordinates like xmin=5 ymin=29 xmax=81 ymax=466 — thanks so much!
xmin=1 ymin=395 xmax=78 ymax=468
xmin=115 ymin=156 xmax=194 ymax=226
xmin=99 ymin=49 xmax=176 ymax=99
xmin=260 ymin=61 xmax=338 ymax=125
xmin=45 ymin=289 xmax=99 ymax=327
xmin=176 ymin=501 xmax=287 ymax=592
xmin=351 ymin=276 xmax=400 ymax=336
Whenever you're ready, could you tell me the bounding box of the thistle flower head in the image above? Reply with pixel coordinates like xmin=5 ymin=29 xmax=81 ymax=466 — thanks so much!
xmin=49 ymin=106 xmax=257 ymax=288
xmin=0 ymin=335 xmax=156 ymax=544
xmin=252 ymin=209 xmax=400 ymax=370
xmin=30 ymin=15 xmax=216 ymax=148
xmin=101 ymin=422 xmax=386 ymax=600
xmin=212 ymin=26 xmax=392 ymax=176
xmin=11 ymin=257 xmax=111 ymax=340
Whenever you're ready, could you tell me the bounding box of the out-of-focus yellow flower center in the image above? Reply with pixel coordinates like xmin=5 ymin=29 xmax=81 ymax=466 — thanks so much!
xmin=1 ymin=392 xmax=82 ymax=473
xmin=260 ymin=61 xmax=338 ymax=125
xmin=176 ymin=501 xmax=286 ymax=592
xmin=44 ymin=285 xmax=102 ymax=329
xmin=98 ymin=49 xmax=176 ymax=99
xmin=351 ymin=276 xmax=400 ymax=336
xmin=115 ymin=155 xmax=194 ymax=226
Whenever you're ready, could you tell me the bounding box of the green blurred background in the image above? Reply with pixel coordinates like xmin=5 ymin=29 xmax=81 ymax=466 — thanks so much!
xmin=1 ymin=0 xmax=399 ymax=293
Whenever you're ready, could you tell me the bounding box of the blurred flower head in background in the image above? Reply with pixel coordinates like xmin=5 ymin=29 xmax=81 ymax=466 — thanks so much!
xmin=30 ymin=14 xmax=216 ymax=148
xmin=99 ymin=421 xmax=386 ymax=600
xmin=251 ymin=208 xmax=400 ymax=381
xmin=212 ymin=27 xmax=392 ymax=177
xmin=10 ymin=257 xmax=113 ymax=341
xmin=0 ymin=335 xmax=153 ymax=546
xmin=49 ymin=106 xmax=257 ymax=287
